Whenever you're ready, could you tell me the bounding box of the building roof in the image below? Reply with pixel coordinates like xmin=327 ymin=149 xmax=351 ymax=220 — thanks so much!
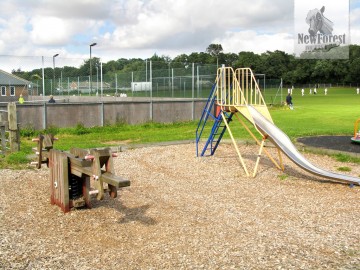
xmin=0 ymin=69 xmax=30 ymax=85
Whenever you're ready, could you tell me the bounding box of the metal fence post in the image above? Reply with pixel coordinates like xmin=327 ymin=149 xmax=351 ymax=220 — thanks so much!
xmin=150 ymin=61 xmax=153 ymax=121
xmin=43 ymin=102 xmax=47 ymax=130
xmin=101 ymin=102 xmax=104 ymax=127
xmin=192 ymin=63 xmax=195 ymax=121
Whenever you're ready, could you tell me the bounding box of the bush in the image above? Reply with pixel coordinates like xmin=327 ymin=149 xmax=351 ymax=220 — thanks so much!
xmin=20 ymin=126 xmax=37 ymax=138
xmin=73 ymin=123 xmax=90 ymax=135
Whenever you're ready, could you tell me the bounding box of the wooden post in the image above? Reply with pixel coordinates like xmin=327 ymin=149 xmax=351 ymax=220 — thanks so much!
xmin=8 ymin=102 xmax=20 ymax=152
xmin=0 ymin=125 xmax=5 ymax=155
xmin=49 ymin=149 xmax=70 ymax=213
xmin=32 ymin=134 xmax=56 ymax=168
xmin=91 ymin=148 xmax=106 ymax=200
xmin=102 ymin=148 xmax=118 ymax=198
xmin=0 ymin=111 xmax=7 ymax=154
xmin=35 ymin=135 xmax=44 ymax=169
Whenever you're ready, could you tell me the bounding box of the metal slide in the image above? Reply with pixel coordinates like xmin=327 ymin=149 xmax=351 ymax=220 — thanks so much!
xmin=246 ymin=105 xmax=360 ymax=185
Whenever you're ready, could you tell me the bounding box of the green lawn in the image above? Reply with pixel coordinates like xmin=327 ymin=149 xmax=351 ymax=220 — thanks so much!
xmin=2 ymin=86 xmax=360 ymax=168
xmin=269 ymin=87 xmax=360 ymax=138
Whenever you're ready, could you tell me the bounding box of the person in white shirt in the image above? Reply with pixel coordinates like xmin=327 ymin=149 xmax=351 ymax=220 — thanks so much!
xmin=301 ymin=89 xmax=304 ymax=96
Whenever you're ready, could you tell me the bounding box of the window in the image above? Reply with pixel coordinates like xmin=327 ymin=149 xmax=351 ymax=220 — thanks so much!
xmin=1 ymin=86 xmax=6 ymax=96
xmin=10 ymin=86 xmax=15 ymax=96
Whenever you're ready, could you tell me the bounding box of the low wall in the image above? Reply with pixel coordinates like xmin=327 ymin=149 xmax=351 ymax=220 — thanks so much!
xmin=0 ymin=97 xmax=208 ymax=130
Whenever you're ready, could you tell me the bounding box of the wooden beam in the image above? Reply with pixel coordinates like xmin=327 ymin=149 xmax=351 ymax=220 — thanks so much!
xmin=101 ymin=172 xmax=130 ymax=188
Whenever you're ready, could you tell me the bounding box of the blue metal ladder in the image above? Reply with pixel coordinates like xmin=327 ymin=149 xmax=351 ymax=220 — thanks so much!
xmin=200 ymin=111 xmax=233 ymax=156
xmin=196 ymin=83 xmax=233 ymax=156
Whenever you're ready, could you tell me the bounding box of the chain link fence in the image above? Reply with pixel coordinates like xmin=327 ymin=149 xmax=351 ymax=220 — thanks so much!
xmin=2 ymin=55 xmax=358 ymax=104
xmin=0 ymin=56 xmax=220 ymax=99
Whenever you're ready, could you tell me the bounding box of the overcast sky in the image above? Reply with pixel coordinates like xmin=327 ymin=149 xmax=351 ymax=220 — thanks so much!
xmin=0 ymin=0 xmax=359 ymax=64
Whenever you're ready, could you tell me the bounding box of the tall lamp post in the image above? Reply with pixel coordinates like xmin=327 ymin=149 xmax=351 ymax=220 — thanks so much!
xmin=52 ymin=53 xmax=59 ymax=95
xmin=95 ymin=64 xmax=99 ymax=95
xmin=89 ymin=42 xmax=97 ymax=95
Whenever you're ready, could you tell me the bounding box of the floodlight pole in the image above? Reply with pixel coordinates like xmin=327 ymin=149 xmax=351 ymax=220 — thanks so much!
xmin=52 ymin=54 xmax=59 ymax=95
xmin=89 ymin=42 xmax=97 ymax=95
xmin=95 ymin=64 xmax=99 ymax=94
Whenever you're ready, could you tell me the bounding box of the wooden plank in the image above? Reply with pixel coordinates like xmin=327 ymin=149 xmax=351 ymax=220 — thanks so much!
xmin=70 ymin=164 xmax=92 ymax=178
xmin=101 ymin=172 xmax=130 ymax=188
xmin=70 ymin=148 xmax=89 ymax=158
xmin=82 ymin=175 xmax=92 ymax=208
xmin=43 ymin=134 xmax=54 ymax=149
xmin=92 ymin=147 xmax=112 ymax=158
xmin=68 ymin=155 xmax=92 ymax=167
xmin=49 ymin=150 xmax=56 ymax=206
xmin=90 ymin=148 xmax=105 ymax=200
xmin=49 ymin=149 xmax=70 ymax=213
xmin=61 ymin=152 xmax=70 ymax=213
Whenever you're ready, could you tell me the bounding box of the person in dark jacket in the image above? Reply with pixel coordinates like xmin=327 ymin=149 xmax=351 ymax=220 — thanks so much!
xmin=286 ymin=93 xmax=293 ymax=110
xmin=48 ymin=95 xmax=55 ymax=103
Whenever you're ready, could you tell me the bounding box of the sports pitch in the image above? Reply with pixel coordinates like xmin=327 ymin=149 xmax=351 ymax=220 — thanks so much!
xmin=262 ymin=87 xmax=360 ymax=139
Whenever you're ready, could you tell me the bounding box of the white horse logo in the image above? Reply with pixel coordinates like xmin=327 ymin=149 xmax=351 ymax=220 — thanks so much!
xmin=306 ymin=6 xmax=333 ymax=36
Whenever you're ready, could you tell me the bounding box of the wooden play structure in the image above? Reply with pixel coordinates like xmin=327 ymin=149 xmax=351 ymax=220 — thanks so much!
xmin=32 ymin=134 xmax=57 ymax=168
xmin=33 ymin=135 xmax=130 ymax=213
xmin=196 ymin=67 xmax=360 ymax=185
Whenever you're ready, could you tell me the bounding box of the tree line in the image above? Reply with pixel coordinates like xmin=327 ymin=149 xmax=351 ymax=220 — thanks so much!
xmin=13 ymin=44 xmax=360 ymax=85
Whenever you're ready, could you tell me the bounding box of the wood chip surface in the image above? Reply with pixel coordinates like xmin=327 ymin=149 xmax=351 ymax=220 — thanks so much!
xmin=0 ymin=143 xmax=359 ymax=269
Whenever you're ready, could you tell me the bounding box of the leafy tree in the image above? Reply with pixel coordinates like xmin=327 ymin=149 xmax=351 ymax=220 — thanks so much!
xmin=233 ymin=51 xmax=261 ymax=71
xmin=187 ymin=52 xmax=212 ymax=64
xmin=173 ymin=54 xmax=189 ymax=67
xmin=149 ymin=53 xmax=171 ymax=70
xmin=103 ymin=60 xmax=121 ymax=73
xmin=206 ymin=44 xmax=223 ymax=67
xmin=259 ymin=50 xmax=292 ymax=80
xmin=61 ymin=66 xmax=80 ymax=77
xmin=349 ymin=58 xmax=360 ymax=83
xmin=311 ymin=60 xmax=334 ymax=82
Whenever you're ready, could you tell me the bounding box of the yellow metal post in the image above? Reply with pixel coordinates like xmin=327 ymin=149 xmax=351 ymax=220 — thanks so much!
xmin=221 ymin=111 xmax=249 ymax=176
xmin=253 ymin=138 xmax=266 ymax=177
xmin=234 ymin=112 xmax=283 ymax=171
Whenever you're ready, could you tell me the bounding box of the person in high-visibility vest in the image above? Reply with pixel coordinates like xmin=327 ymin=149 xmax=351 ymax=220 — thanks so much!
xmin=18 ymin=94 xmax=24 ymax=104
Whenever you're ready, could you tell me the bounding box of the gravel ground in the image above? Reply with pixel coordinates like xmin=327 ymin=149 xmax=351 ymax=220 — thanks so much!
xmin=0 ymin=142 xmax=359 ymax=269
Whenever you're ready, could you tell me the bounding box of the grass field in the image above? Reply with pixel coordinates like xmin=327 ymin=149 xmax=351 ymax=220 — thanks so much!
xmin=267 ymin=87 xmax=360 ymax=137
xmin=2 ymin=86 xmax=360 ymax=168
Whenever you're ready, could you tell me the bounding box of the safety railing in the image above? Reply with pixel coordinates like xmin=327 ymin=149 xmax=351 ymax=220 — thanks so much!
xmin=235 ymin=68 xmax=266 ymax=106
xmin=215 ymin=67 xmax=265 ymax=107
